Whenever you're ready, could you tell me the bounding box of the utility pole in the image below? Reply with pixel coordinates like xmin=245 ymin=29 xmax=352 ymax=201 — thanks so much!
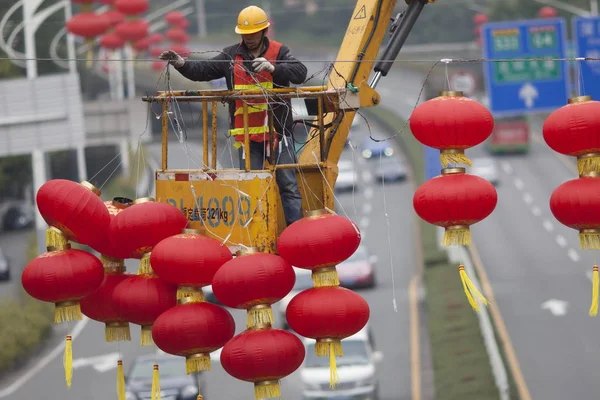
xmin=196 ymin=0 xmax=207 ymax=37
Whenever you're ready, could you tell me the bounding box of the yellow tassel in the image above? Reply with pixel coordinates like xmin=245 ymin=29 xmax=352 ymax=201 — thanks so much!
xmin=55 ymin=302 xmax=83 ymax=324
xmin=138 ymin=253 xmax=153 ymax=275
xmin=442 ymin=227 xmax=471 ymax=246
xmin=315 ymin=340 xmax=343 ymax=389
xmin=141 ymin=326 xmax=154 ymax=346
xmin=254 ymin=381 xmax=281 ymax=399
xmin=177 ymin=287 xmax=205 ymax=302
xmin=247 ymin=305 xmax=273 ymax=329
xmin=46 ymin=227 xmax=68 ymax=250
xmin=117 ymin=360 xmax=126 ymax=400
xmin=312 ymin=267 xmax=340 ymax=287
xmin=440 ymin=150 xmax=472 ymax=167
xmin=590 ymin=265 xmax=599 ymax=317
xmin=580 ymin=231 xmax=600 ymax=250
xmin=64 ymin=335 xmax=73 ymax=388
xmin=186 ymin=354 xmax=211 ymax=374
xmin=105 ymin=323 xmax=131 ymax=342
xmin=101 ymin=254 xmax=125 ymax=270
xmin=196 ymin=396 xmax=203 ymax=400
xmin=578 ymin=155 xmax=600 ymax=175
xmin=151 ymin=364 xmax=161 ymax=400
xmin=459 ymin=265 xmax=489 ymax=312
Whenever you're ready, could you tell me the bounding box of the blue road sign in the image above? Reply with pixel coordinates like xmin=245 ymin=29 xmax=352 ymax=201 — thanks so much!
xmin=481 ymin=18 xmax=570 ymax=116
xmin=424 ymin=146 xmax=442 ymax=181
xmin=573 ymin=16 xmax=600 ymax=101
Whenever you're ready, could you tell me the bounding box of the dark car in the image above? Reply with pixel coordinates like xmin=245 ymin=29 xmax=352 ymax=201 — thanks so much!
xmin=360 ymin=136 xmax=394 ymax=160
xmin=0 ymin=248 xmax=9 ymax=281
xmin=125 ymin=353 xmax=205 ymax=400
xmin=374 ymin=156 xmax=407 ymax=183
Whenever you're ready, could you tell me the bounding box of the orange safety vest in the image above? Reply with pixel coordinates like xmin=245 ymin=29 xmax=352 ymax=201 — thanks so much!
xmin=228 ymin=40 xmax=283 ymax=144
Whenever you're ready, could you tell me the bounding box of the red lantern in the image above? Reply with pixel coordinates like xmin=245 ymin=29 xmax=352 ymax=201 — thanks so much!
xmin=22 ymin=247 xmax=104 ymax=323
xmin=150 ymin=47 xmax=163 ymax=57
xmin=133 ymin=36 xmax=151 ymax=52
xmin=178 ymin=18 xmax=190 ymax=29
xmin=277 ymin=210 xmax=361 ymax=287
xmin=413 ymin=167 xmax=497 ymax=246
xmin=166 ymin=28 xmax=189 ymax=44
xmin=36 ymin=179 xmax=111 ymax=248
xmin=100 ymin=32 xmax=125 ymax=50
xmin=409 ymin=91 xmax=494 ymax=167
xmin=220 ymin=328 xmax=305 ymax=400
xmin=151 ymin=229 xmax=232 ymax=300
xmin=90 ymin=198 xmax=132 ymax=258
xmin=115 ymin=19 xmax=149 ymax=42
xmin=152 ymin=61 xmax=166 ymax=71
xmin=212 ymin=249 xmax=295 ymax=328
xmin=165 ymin=10 xmax=186 ymax=26
xmin=543 ymin=96 xmax=600 ymax=175
xmin=112 ymin=274 xmax=177 ymax=345
xmin=147 ymin=33 xmax=163 ymax=44
xmin=66 ymin=12 xmax=111 ymax=38
xmin=539 ymin=6 xmax=558 ymax=18
xmin=103 ymin=10 xmax=125 ymax=27
xmin=550 ymin=177 xmax=600 ymax=249
xmin=473 ymin=13 xmax=488 ymax=25
xmin=108 ymin=197 xmax=188 ymax=271
xmin=114 ymin=0 xmax=148 ymax=15
xmin=152 ymin=300 xmax=235 ymax=373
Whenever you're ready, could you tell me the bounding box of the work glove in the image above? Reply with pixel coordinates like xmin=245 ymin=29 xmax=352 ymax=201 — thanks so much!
xmin=159 ymin=50 xmax=185 ymax=68
xmin=252 ymin=57 xmax=275 ymax=74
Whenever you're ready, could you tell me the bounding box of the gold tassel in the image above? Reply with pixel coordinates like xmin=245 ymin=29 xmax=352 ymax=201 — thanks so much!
xmin=55 ymin=302 xmax=83 ymax=324
xmin=186 ymin=354 xmax=211 ymax=374
xmin=590 ymin=265 xmax=599 ymax=316
xmin=459 ymin=265 xmax=489 ymax=311
xmin=578 ymin=155 xmax=600 ymax=176
xmin=105 ymin=323 xmax=131 ymax=342
xmin=580 ymin=231 xmax=600 ymax=250
xmin=64 ymin=335 xmax=73 ymax=388
xmin=254 ymin=381 xmax=281 ymax=399
xmin=315 ymin=340 xmax=343 ymax=388
xmin=442 ymin=226 xmax=471 ymax=246
xmin=141 ymin=325 xmax=154 ymax=346
xmin=117 ymin=360 xmax=126 ymax=400
xmin=100 ymin=254 xmax=125 ymax=270
xmin=247 ymin=305 xmax=273 ymax=329
xmin=151 ymin=364 xmax=161 ymax=400
xmin=440 ymin=150 xmax=472 ymax=167
xmin=177 ymin=287 xmax=205 ymax=302
xmin=138 ymin=253 xmax=153 ymax=274
xmin=312 ymin=267 xmax=340 ymax=287
xmin=46 ymin=227 xmax=68 ymax=250
xmin=196 ymin=396 xmax=203 ymax=400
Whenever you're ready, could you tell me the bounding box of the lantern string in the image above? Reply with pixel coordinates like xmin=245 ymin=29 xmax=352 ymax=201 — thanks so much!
xmin=379 ymin=151 xmax=398 ymax=312
xmin=576 ymin=57 xmax=586 ymax=97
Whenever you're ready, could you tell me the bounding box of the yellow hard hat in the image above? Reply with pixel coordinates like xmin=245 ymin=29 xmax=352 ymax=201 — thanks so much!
xmin=235 ymin=5 xmax=270 ymax=35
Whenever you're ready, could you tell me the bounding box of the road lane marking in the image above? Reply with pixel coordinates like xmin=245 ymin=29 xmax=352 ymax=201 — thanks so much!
xmin=359 ymin=217 xmax=370 ymax=229
xmin=542 ymin=220 xmax=554 ymax=232
xmin=362 ymin=203 xmax=372 ymax=214
xmin=409 ymin=275 xmax=421 ymax=400
xmin=364 ymin=187 xmax=374 ymax=199
xmin=567 ymin=249 xmax=580 ymax=262
xmin=523 ymin=193 xmax=533 ymax=205
xmin=514 ymin=178 xmax=525 ymax=190
xmin=361 ymin=171 xmax=373 ymax=183
xmin=501 ymin=162 xmax=513 ymax=174
xmin=0 ymin=317 xmax=89 ymax=398
xmin=468 ymin=243 xmax=533 ymax=400
xmin=556 ymin=235 xmax=567 ymax=248
xmin=531 ymin=206 xmax=542 ymax=217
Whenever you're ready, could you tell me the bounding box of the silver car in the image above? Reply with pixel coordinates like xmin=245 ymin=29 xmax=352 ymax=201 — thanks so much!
xmin=470 ymin=157 xmax=499 ymax=185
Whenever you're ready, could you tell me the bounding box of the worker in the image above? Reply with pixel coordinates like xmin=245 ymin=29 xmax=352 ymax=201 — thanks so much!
xmin=160 ymin=5 xmax=307 ymax=227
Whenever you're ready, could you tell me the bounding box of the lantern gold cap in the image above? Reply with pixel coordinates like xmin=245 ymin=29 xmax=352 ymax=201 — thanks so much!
xmin=581 ymin=170 xmax=600 ymax=178
xmin=568 ymin=95 xmax=592 ymax=104
xmin=183 ymin=228 xmax=205 ymax=234
xmin=112 ymin=197 xmax=133 ymax=209
xmin=236 ymin=247 xmax=260 ymax=256
xmin=80 ymin=181 xmax=101 ymax=196
xmin=441 ymin=167 xmax=466 ymax=175
xmin=133 ymin=197 xmax=155 ymax=205
xmin=306 ymin=209 xmax=327 ymax=217
xmin=439 ymin=90 xmax=464 ymax=97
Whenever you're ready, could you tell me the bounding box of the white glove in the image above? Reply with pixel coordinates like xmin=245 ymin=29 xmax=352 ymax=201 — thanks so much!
xmin=159 ymin=50 xmax=185 ymax=68
xmin=252 ymin=57 xmax=275 ymax=73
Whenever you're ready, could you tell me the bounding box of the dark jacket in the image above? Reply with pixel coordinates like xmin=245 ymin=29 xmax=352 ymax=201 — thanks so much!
xmin=175 ymin=38 xmax=308 ymax=137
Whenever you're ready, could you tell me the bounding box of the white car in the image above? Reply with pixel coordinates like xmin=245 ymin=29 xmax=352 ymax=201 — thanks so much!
xmin=469 ymin=157 xmax=499 ymax=185
xmin=300 ymin=324 xmax=383 ymax=400
xmin=335 ymin=160 xmax=359 ymax=193
xmin=278 ymin=267 xmax=314 ymax=329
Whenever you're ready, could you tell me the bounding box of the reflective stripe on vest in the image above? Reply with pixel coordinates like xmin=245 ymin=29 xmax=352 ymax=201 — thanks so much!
xmin=228 ymin=40 xmax=283 ymax=143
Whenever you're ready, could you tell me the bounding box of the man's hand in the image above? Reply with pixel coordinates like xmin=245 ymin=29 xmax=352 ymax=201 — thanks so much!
xmin=252 ymin=57 xmax=275 ymax=74
xmin=159 ymin=50 xmax=185 ymax=68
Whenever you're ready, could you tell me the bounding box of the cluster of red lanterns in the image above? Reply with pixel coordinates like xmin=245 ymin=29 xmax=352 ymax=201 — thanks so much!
xmin=538 ymin=6 xmax=558 ymax=19
xmin=66 ymin=0 xmax=114 ymax=66
xmin=473 ymin=13 xmax=488 ymax=46
xmin=153 ymin=10 xmax=192 ymax=72
xmin=544 ymin=95 xmax=600 ymax=315
xmin=409 ymin=91 xmax=498 ymax=311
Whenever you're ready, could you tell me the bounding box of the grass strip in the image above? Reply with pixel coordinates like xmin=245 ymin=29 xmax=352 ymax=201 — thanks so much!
xmin=364 ymin=106 xmax=518 ymax=400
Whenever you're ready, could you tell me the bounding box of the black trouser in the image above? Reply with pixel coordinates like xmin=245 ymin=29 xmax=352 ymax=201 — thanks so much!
xmin=237 ymin=136 xmax=304 ymax=226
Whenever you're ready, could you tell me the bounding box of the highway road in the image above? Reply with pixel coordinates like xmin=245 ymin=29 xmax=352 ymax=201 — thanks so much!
xmin=0 ymin=116 xmax=421 ymax=399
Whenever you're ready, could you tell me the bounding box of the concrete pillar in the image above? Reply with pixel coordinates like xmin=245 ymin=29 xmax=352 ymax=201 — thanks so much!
xmin=76 ymin=145 xmax=87 ymax=183
xmin=32 ymin=149 xmax=47 ymax=254
xmin=120 ymin=139 xmax=130 ymax=177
